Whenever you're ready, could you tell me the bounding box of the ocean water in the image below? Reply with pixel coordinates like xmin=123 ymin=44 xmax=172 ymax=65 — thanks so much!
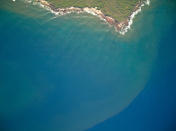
xmin=0 ymin=0 xmax=176 ymax=131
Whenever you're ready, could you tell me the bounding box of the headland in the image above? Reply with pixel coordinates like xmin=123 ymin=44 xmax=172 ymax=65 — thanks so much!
xmin=34 ymin=0 xmax=150 ymax=35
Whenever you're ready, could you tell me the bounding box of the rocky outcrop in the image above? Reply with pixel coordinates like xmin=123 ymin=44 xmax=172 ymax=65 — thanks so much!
xmin=36 ymin=0 xmax=150 ymax=35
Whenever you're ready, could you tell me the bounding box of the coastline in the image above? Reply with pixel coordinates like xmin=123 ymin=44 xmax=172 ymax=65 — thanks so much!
xmin=33 ymin=0 xmax=150 ymax=35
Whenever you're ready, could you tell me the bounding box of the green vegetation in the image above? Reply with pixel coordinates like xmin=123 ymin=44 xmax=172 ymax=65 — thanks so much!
xmin=46 ymin=0 xmax=142 ymax=22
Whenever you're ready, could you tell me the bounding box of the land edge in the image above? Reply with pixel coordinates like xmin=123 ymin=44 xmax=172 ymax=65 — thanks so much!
xmin=34 ymin=0 xmax=150 ymax=35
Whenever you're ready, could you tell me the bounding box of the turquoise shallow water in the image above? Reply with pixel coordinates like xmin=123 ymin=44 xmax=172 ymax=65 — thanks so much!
xmin=0 ymin=0 xmax=176 ymax=131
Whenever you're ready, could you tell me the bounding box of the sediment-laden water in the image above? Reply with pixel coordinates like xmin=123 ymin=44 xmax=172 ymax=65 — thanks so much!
xmin=0 ymin=0 xmax=176 ymax=131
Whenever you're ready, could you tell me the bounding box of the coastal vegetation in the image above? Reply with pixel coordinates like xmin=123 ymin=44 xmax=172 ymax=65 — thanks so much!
xmin=46 ymin=0 xmax=143 ymax=22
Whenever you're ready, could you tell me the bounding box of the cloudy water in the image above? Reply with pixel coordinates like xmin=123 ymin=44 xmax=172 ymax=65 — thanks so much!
xmin=0 ymin=0 xmax=175 ymax=131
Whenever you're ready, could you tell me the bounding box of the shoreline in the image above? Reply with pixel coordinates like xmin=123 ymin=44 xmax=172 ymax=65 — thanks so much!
xmin=34 ymin=0 xmax=150 ymax=35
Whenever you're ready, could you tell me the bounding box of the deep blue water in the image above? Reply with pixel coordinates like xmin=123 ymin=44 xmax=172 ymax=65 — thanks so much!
xmin=0 ymin=0 xmax=176 ymax=131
